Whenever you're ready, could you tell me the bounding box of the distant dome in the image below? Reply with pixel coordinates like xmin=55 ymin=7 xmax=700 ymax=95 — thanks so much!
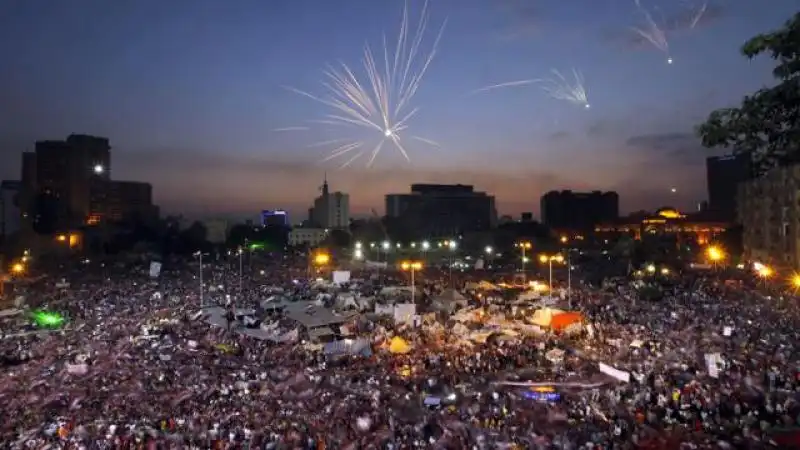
xmin=656 ymin=207 xmax=683 ymax=219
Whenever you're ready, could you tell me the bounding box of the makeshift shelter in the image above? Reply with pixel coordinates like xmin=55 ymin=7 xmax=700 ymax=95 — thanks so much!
xmin=549 ymin=312 xmax=584 ymax=332
xmin=388 ymin=336 xmax=412 ymax=354
xmin=529 ymin=308 xmax=565 ymax=327
xmin=324 ymin=338 xmax=372 ymax=357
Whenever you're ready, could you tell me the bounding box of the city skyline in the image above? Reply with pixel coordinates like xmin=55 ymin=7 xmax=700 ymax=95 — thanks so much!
xmin=0 ymin=0 xmax=796 ymax=219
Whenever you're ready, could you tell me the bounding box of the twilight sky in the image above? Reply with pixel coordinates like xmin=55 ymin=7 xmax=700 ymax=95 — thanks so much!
xmin=0 ymin=0 xmax=796 ymax=222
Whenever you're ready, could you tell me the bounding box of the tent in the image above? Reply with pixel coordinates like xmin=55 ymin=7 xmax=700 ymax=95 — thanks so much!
xmin=529 ymin=308 xmax=565 ymax=327
xmin=388 ymin=336 xmax=412 ymax=354
xmin=549 ymin=312 xmax=584 ymax=332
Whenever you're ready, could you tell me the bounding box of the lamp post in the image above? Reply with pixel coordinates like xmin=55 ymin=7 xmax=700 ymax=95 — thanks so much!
xmin=447 ymin=240 xmax=457 ymax=288
xmin=516 ymin=241 xmax=532 ymax=280
xmin=401 ymin=261 xmax=423 ymax=304
xmin=421 ymin=240 xmax=430 ymax=262
xmin=194 ymin=251 xmax=204 ymax=308
xmin=539 ymin=254 xmax=564 ymax=295
xmin=484 ymin=246 xmax=493 ymax=268
xmin=238 ymin=246 xmax=244 ymax=302
xmin=566 ymin=252 xmax=572 ymax=309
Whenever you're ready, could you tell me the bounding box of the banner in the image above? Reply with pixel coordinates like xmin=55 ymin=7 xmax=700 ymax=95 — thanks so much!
xmin=149 ymin=261 xmax=162 ymax=278
xmin=598 ymin=362 xmax=630 ymax=383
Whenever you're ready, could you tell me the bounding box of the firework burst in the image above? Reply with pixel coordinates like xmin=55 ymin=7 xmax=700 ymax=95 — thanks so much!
xmin=279 ymin=1 xmax=445 ymax=168
xmin=632 ymin=0 xmax=672 ymax=64
xmin=472 ymin=68 xmax=590 ymax=109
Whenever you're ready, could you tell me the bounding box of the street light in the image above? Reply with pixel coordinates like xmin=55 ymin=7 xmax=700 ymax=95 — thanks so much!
xmin=447 ymin=240 xmax=457 ymax=288
xmin=400 ymin=260 xmax=423 ymax=303
xmin=421 ymin=241 xmax=430 ymax=250
xmin=355 ymin=241 xmax=362 ymax=250
xmin=93 ymin=164 xmax=104 ymax=174
xmin=314 ymin=253 xmax=330 ymax=265
xmin=753 ymin=262 xmax=772 ymax=285
xmin=560 ymin=236 xmax=568 ymax=244
xmin=539 ymin=254 xmax=564 ymax=296
xmin=791 ymin=273 xmax=800 ymax=290
xmin=11 ymin=263 xmax=24 ymax=275
xmin=646 ymin=264 xmax=656 ymax=274
xmin=706 ymin=245 xmax=724 ymax=268
xmin=516 ymin=242 xmax=532 ymax=278
xmin=484 ymin=246 xmax=493 ymax=255
xmin=193 ymin=251 xmax=205 ymax=307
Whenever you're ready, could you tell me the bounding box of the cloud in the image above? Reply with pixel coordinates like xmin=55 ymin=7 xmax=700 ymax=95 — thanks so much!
xmin=492 ymin=0 xmax=544 ymax=41
xmin=113 ymin=147 xmax=592 ymax=219
xmin=548 ymin=131 xmax=570 ymax=141
xmin=625 ymin=132 xmax=707 ymax=166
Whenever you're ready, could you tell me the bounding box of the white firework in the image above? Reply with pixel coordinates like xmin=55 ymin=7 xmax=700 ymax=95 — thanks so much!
xmin=280 ymin=1 xmax=445 ymax=168
xmin=542 ymin=69 xmax=590 ymax=109
xmin=471 ymin=68 xmax=590 ymax=109
xmin=632 ymin=0 xmax=672 ymax=64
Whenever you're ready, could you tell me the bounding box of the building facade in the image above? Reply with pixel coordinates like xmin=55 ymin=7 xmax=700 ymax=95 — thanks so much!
xmin=596 ymin=207 xmax=727 ymax=246
xmin=707 ymin=153 xmax=753 ymax=222
xmin=385 ymin=184 xmax=497 ymax=238
xmin=261 ymin=210 xmax=289 ymax=227
xmin=107 ymin=181 xmax=157 ymax=223
xmin=738 ymin=164 xmax=800 ymax=269
xmin=540 ymin=190 xmax=619 ymax=230
xmin=19 ymin=134 xmax=157 ymax=234
xmin=309 ymin=177 xmax=349 ymax=229
xmin=289 ymin=228 xmax=329 ymax=247
xmin=0 ymin=180 xmax=21 ymax=239
xmin=34 ymin=134 xmax=111 ymax=227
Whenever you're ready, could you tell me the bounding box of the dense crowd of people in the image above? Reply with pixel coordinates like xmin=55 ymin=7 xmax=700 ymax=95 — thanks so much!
xmin=1 ymin=251 xmax=799 ymax=448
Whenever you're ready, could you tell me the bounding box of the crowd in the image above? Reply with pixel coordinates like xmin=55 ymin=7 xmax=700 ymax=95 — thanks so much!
xmin=1 ymin=252 xmax=799 ymax=449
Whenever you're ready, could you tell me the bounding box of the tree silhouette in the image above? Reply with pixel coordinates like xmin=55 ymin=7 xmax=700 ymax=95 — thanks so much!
xmin=696 ymin=13 xmax=800 ymax=174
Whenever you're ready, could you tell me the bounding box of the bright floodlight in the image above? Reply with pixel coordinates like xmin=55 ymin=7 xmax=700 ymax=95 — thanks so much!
xmin=421 ymin=241 xmax=430 ymax=250
xmin=93 ymin=164 xmax=104 ymax=174
xmin=382 ymin=241 xmax=390 ymax=250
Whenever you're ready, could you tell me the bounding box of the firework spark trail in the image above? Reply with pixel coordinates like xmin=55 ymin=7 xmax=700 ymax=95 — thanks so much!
xmin=279 ymin=1 xmax=445 ymax=168
xmin=471 ymin=69 xmax=589 ymax=109
xmin=542 ymin=69 xmax=590 ymax=109
xmin=469 ymin=79 xmax=543 ymax=95
xmin=689 ymin=1 xmax=708 ymax=29
xmin=632 ymin=0 xmax=672 ymax=64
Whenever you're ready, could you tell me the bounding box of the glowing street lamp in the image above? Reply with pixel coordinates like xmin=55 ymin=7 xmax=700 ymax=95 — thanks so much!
xmin=355 ymin=241 xmax=362 ymax=250
xmin=421 ymin=241 xmax=430 ymax=250
xmin=539 ymin=254 xmax=564 ymax=293
xmin=485 ymin=246 xmax=493 ymax=255
xmin=93 ymin=164 xmax=104 ymax=174
xmin=11 ymin=263 xmax=25 ymax=275
xmin=382 ymin=241 xmax=390 ymax=250
xmin=706 ymin=246 xmax=724 ymax=268
xmin=400 ymin=261 xmax=423 ymax=303
xmin=314 ymin=253 xmax=330 ymax=266
xmin=646 ymin=264 xmax=656 ymax=274
xmin=791 ymin=273 xmax=800 ymax=290
xmin=516 ymin=241 xmax=532 ymax=276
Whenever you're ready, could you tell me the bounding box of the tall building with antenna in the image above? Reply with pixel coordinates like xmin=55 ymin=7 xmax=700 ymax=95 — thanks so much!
xmin=308 ymin=174 xmax=349 ymax=229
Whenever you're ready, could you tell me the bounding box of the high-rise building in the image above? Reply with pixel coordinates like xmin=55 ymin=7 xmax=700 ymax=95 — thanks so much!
xmin=32 ymin=134 xmax=111 ymax=228
xmin=385 ymin=184 xmax=497 ymax=238
xmin=706 ymin=153 xmax=753 ymax=222
xmin=308 ymin=176 xmax=349 ymax=229
xmin=0 ymin=180 xmax=21 ymax=239
xmin=540 ymin=190 xmax=619 ymax=230
xmin=261 ymin=209 xmax=289 ymax=227
xmin=107 ymin=181 xmax=158 ymax=223
xmin=738 ymin=164 xmax=800 ymax=269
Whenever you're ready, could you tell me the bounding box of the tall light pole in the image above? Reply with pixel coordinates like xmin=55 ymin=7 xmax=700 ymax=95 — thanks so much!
xmin=401 ymin=261 xmax=423 ymax=304
xmin=539 ymin=254 xmax=564 ymax=295
xmin=421 ymin=240 xmax=430 ymax=261
xmin=566 ymin=252 xmax=572 ymax=309
xmin=447 ymin=240 xmax=457 ymax=288
xmin=484 ymin=246 xmax=493 ymax=268
xmin=516 ymin=242 xmax=532 ymax=280
xmin=194 ymin=251 xmax=204 ymax=308
xmin=238 ymin=246 xmax=244 ymax=302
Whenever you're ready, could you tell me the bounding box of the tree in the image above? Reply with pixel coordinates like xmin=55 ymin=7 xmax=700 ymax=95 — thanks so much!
xmin=696 ymin=13 xmax=800 ymax=175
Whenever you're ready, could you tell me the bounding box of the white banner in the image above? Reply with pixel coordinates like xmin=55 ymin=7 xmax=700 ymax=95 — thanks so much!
xmin=598 ymin=362 xmax=630 ymax=383
xmin=149 ymin=261 xmax=162 ymax=278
